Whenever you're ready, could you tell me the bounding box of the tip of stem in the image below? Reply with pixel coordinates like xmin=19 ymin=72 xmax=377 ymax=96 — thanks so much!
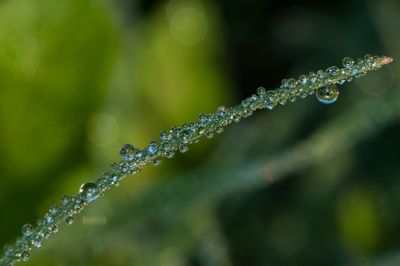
xmin=380 ymin=56 xmax=394 ymax=65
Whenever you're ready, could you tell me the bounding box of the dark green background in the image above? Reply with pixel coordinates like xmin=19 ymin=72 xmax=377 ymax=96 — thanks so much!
xmin=1 ymin=0 xmax=399 ymax=265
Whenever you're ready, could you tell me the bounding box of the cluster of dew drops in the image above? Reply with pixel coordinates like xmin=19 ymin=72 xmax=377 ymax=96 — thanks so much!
xmin=1 ymin=54 xmax=391 ymax=265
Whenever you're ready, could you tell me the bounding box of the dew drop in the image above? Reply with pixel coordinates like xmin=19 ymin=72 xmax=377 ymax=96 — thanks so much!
xmin=215 ymin=126 xmax=224 ymax=134
xmin=179 ymin=144 xmax=189 ymax=153
xmin=198 ymin=126 xmax=205 ymax=135
xmin=160 ymin=130 xmax=172 ymax=141
xmin=119 ymin=144 xmax=135 ymax=161
xmin=281 ymin=79 xmax=289 ymax=88
xmin=164 ymin=150 xmax=175 ymax=159
xmin=316 ymin=85 xmax=339 ymax=104
xmin=199 ymin=113 xmax=207 ymax=122
xmin=298 ymin=75 xmax=309 ymax=85
xmin=49 ymin=225 xmax=58 ymax=233
xmin=19 ymin=251 xmax=30 ymax=262
xmin=45 ymin=214 xmax=53 ymax=223
xmin=22 ymin=224 xmax=33 ymax=236
xmin=308 ymin=72 xmax=317 ymax=83
xmin=31 ymin=237 xmax=41 ymax=248
xmin=65 ymin=216 xmax=74 ymax=225
xmin=147 ymin=143 xmax=158 ymax=155
xmin=152 ymin=157 xmax=162 ymax=166
xmin=79 ymin=182 xmax=100 ymax=203
xmin=266 ymin=103 xmax=276 ymax=110
xmin=257 ymin=87 xmax=266 ymax=96
xmin=342 ymin=57 xmax=354 ymax=68
xmin=317 ymin=70 xmax=325 ymax=79
xmin=49 ymin=204 xmax=57 ymax=214
xmin=287 ymin=78 xmax=298 ymax=89
xmin=364 ymin=54 xmax=373 ymax=62
xmin=3 ymin=244 xmax=12 ymax=255
xmin=61 ymin=195 xmax=69 ymax=204
xmin=326 ymin=66 xmax=340 ymax=76
xmin=178 ymin=129 xmax=192 ymax=144
xmin=205 ymin=131 xmax=214 ymax=139
xmin=160 ymin=141 xmax=171 ymax=151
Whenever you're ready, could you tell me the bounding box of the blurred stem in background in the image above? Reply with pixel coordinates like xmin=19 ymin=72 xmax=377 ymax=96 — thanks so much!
xmin=0 ymin=0 xmax=400 ymax=265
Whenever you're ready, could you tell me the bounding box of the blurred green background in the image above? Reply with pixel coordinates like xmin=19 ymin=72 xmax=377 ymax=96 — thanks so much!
xmin=0 ymin=0 xmax=400 ymax=265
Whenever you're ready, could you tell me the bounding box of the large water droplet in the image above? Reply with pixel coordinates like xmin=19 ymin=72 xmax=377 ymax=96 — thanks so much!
xmin=79 ymin=182 xmax=100 ymax=203
xmin=119 ymin=144 xmax=135 ymax=161
xmin=22 ymin=224 xmax=33 ymax=236
xmin=316 ymin=85 xmax=339 ymax=104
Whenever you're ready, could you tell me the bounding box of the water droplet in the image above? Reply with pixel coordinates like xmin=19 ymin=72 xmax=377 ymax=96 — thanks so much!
xmin=317 ymin=70 xmax=325 ymax=79
xmin=160 ymin=130 xmax=172 ymax=141
xmin=178 ymin=129 xmax=192 ymax=144
xmin=364 ymin=54 xmax=373 ymax=62
xmin=42 ymin=230 xmax=51 ymax=239
xmin=179 ymin=144 xmax=189 ymax=153
xmin=316 ymin=85 xmax=339 ymax=104
xmin=278 ymin=89 xmax=288 ymax=105
xmin=287 ymin=78 xmax=297 ymax=89
xmin=147 ymin=143 xmax=158 ymax=155
xmin=299 ymin=92 xmax=307 ymax=99
xmin=19 ymin=251 xmax=30 ymax=262
xmin=65 ymin=216 xmax=74 ymax=225
xmin=326 ymin=66 xmax=339 ymax=76
xmin=49 ymin=225 xmax=58 ymax=233
xmin=152 ymin=157 xmax=162 ymax=166
xmin=119 ymin=144 xmax=135 ymax=161
xmin=257 ymin=87 xmax=266 ymax=96
xmin=199 ymin=113 xmax=207 ymax=122
xmin=342 ymin=57 xmax=354 ymax=68
xmin=164 ymin=150 xmax=175 ymax=159
xmin=61 ymin=195 xmax=69 ymax=204
xmin=31 ymin=237 xmax=41 ymax=247
xmin=217 ymin=106 xmax=227 ymax=116
xmin=309 ymin=72 xmax=317 ymax=83
xmin=205 ymin=132 xmax=214 ymax=139
xmin=49 ymin=205 xmax=57 ymax=214
xmin=79 ymin=182 xmax=100 ymax=203
xmin=198 ymin=126 xmax=205 ymax=135
xmin=264 ymin=91 xmax=276 ymax=103
xmin=22 ymin=224 xmax=33 ymax=236
xmin=45 ymin=214 xmax=53 ymax=223
xmin=266 ymin=103 xmax=276 ymax=110
xmin=160 ymin=141 xmax=171 ymax=151
xmin=215 ymin=126 xmax=224 ymax=134
xmin=298 ymin=75 xmax=309 ymax=85
xmin=281 ymin=79 xmax=289 ymax=88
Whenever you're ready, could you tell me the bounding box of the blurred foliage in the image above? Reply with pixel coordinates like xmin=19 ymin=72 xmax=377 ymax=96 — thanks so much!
xmin=0 ymin=0 xmax=400 ymax=265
